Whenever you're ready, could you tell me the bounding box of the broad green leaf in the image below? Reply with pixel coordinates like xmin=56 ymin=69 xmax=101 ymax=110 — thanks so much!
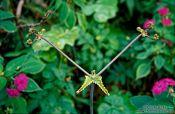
xmin=39 ymin=50 xmax=57 ymax=62
xmin=126 ymin=0 xmax=134 ymax=16
xmin=130 ymin=95 xmax=153 ymax=108
xmin=164 ymin=62 xmax=173 ymax=74
xmin=136 ymin=51 xmax=150 ymax=60
xmin=164 ymin=34 xmax=175 ymax=43
xmin=23 ymin=78 xmax=42 ymax=92
xmin=136 ymin=63 xmax=151 ymax=79
xmin=0 ymin=20 xmax=17 ymax=32
xmin=0 ymin=10 xmax=14 ymax=20
xmin=32 ymin=26 xmax=79 ymax=51
xmin=5 ymin=49 xmax=29 ymax=57
xmin=0 ymin=77 xmax=7 ymax=90
xmin=98 ymin=103 xmax=120 ymax=114
xmin=58 ymin=96 xmax=77 ymax=114
xmin=5 ymin=55 xmax=46 ymax=77
xmin=154 ymin=55 xmax=165 ymax=70
xmin=82 ymin=4 xmax=94 ymax=16
xmin=10 ymin=97 xmax=27 ymax=113
xmin=65 ymin=9 xmax=76 ymax=28
xmin=59 ymin=2 xmax=69 ymax=22
xmin=144 ymin=99 xmax=174 ymax=113
xmin=73 ymin=0 xmax=85 ymax=7
xmin=105 ymin=95 xmax=124 ymax=106
xmin=77 ymin=12 xmax=87 ymax=31
xmin=65 ymin=82 xmax=75 ymax=96
xmin=93 ymin=0 xmax=118 ymax=22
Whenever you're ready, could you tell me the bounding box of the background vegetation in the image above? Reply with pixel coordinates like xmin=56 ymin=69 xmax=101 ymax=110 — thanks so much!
xmin=0 ymin=0 xmax=175 ymax=113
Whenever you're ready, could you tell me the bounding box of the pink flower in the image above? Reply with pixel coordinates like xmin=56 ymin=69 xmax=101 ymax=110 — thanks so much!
xmin=161 ymin=78 xmax=175 ymax=86
xmin=14 ymin=73 xmax=29 ymax=91
xmin=161 ymin=18 xmax=172 ymax=26
xmin=143 ymin=19 xmax=155 ymax=29
xmin=151 ymin=78 xmax=175 ymax=95
xmin=158 ymin=7 xmax=169 ymax=16
xmin=6 ymin=88 xmax=20 ymax=97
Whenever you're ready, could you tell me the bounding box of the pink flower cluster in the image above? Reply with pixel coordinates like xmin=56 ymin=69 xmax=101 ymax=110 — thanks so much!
xmin=158 ymin=7 xmax=172 ymax=26
xmin=6 ymin=73 xmax=29 ymax=97
xmin=143 ymin=7 xmax=172 ymax=29
xmin=151 ymin=78 xmax=175 ymax=95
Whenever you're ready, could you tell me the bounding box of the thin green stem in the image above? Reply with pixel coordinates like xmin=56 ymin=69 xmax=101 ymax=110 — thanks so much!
xmin=97 ymin=34 xmax=142 ymax=75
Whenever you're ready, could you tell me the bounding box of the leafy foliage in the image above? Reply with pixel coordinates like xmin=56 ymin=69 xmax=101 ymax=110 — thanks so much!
xmin=0 ymin=0 xmax=175 ymax=113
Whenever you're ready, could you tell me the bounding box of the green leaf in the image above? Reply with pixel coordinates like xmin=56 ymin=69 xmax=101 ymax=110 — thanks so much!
xmin=32 ymin=26 xmax=79 ymax=51
xmin=65 ymin=82 xmax=75 ymax=96
xmin=93 ymin=0 xmax=118 ymax=22
xmin=164 ymin=34 xmax=175 ymax=43
xmin=0 ymin=64 xmax=3 ymax=72
xmin=164 ymin=62 xmax=173 ymax=74
xmin=0 ymin=56 xmax=4 ymax=64
xmin=136 ymin=51 xmax=150 ymax=60
xmin=130 ymin=95 xmax=153 ymax=108
xmin=5 ymin=55 xmax=46 ymax=77
xmin=58 ymin=96 xmax=77 ymax=114
xmin=154 ymin=55 xmax=165 ymax=70
xmin=65 ymin=9 xmax=76 ymax=28
xmin=104 ymin=95 xmax=124 ymax=106
xmin=126 ymin=0 xmax=134 ymax=16
xmin=59 ymin=2 xmax=69 ymax=22
xmin=73 ymin=0 xmax=85 ymax=7
xmin=136 ymin=63 xmax=151 ymax=79
xmin=0 ymin=77 xmax=7 ymax=90
xmin=82 ymin=5 xmax=94 ymax=16
xmin=10 ymin=97 xmax=27 ymax=113
xmin=144 ymin=98 xmax=174 ymax=113
xmin=23 ymin=78 xmax=42 ymax=92
xmin=0 ymin=20 xmax=17 ymax=32
xmin=77 ymin=12 xmax=87 ymax=31
xmin=98 ymin=103 xmax=120 ymax=114
xmin=0 ymin=10 xmax=14 ymax=20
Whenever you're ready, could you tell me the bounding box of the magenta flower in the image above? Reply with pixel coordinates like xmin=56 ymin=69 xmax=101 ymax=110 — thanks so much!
xmin=143 ymin=19 xmax=155 ymax=29
xmin=162 ymin=78 xmax=175 ymax=86
xmin=151 ymin=78 xmax=175 ymax=95
xmin=6 ymin=88 xmax=20 ymax=97
xmin=161 ymin=18 xmax=172 ymax=26
xmin=158 ymin=7 xmax=169 ymax=16
xmin=14 ymin=73 xmax=29 ymax=91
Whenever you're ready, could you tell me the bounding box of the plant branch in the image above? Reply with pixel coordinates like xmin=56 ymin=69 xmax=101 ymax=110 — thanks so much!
xmin=97 ymin=34 xmax=142 ymax=75
xmin=16 ymin=0 xmax=24 ymax=19
xmin=17 ymin=10 xmax=53 ymax=29
xmin=41 ymin=36 xmax=90 ymax=76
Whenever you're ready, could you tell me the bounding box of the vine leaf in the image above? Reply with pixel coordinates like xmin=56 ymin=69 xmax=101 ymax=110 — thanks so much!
xmin=76 ymin=70 xmax=109 ymax=95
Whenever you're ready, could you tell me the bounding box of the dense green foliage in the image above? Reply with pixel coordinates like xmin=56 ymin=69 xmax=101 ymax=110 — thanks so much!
xmin=0 ymin=0 xmax=175 ymax=113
